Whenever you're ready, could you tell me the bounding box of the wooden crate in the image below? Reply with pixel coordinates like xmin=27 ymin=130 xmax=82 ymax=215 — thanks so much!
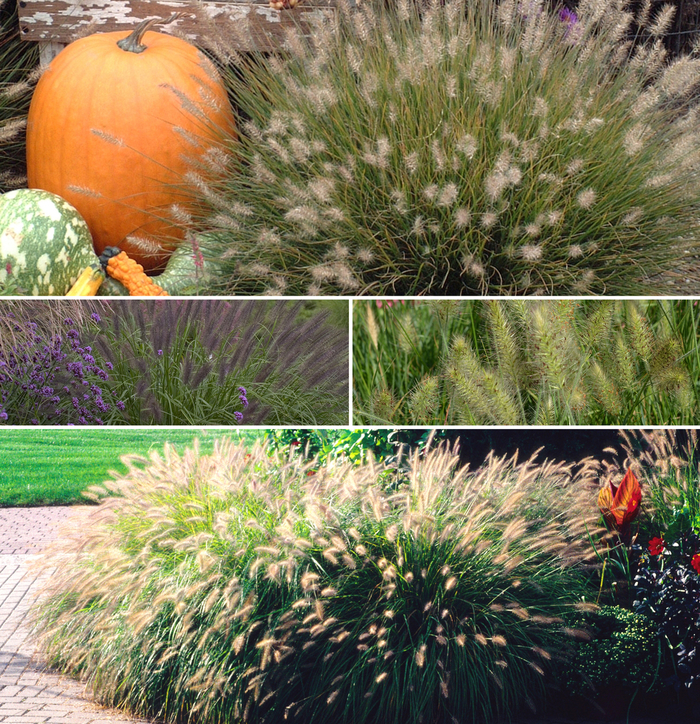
xmin=17 ymin=0 xmax=336 ymax=63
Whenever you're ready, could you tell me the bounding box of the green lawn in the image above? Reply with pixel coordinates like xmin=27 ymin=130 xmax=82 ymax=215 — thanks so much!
xmin=0 ymin=429 xmax=264 ymax=507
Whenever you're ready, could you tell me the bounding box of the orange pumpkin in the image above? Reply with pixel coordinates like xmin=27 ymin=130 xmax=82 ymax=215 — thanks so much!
xmin=26 ymin=15 xmax=235 ymax=271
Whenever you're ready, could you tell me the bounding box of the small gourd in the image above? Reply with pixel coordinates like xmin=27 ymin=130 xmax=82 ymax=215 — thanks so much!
xmin=102 ymin=248 xmax=169 ymax=296
xmin=0 ymin=189 xmax=100 ymax=295
xmin=66 ymin=266 xmax=106 ymax=296
xmin=99 ymin=240 xmax=214 ymax=295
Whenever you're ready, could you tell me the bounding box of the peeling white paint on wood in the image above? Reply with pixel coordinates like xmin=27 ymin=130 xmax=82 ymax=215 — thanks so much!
xmin=18 ymin=0 xmax=335 ymax=51
xmin=38 ymin=40 xmax=63 ymax=65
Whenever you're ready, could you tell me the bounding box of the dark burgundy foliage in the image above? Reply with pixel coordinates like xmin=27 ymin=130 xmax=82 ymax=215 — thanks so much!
xmin=634 ymin=530 xmax=700 ymax=690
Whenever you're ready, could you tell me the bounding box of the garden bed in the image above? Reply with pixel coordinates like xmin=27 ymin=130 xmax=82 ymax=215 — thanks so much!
xmin=28 ymin=429 xmax=700 ymax=724
xmin=4 ymin=0 xmax=700 ymax=295
xmin=0 ymin=298 xmax=349 ymax=425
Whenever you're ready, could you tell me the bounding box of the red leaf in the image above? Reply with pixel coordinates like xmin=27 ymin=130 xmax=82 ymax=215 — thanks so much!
xmin=612 ymin=469 xmax=642 ymax=527
xmin=598 ymin=469 xmax=642 ymax=529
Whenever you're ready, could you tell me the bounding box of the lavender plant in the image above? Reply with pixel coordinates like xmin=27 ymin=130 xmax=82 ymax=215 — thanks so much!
xmin=0 ymin=299 xmax=109 ymax=358
xmin=0 ymin=313 xmax=126 ymax=425
xmin=33 ymin=439 xmax=603 ymax=724
xmin=190 ymin=0 xmax=700 ymax=295
xmin=87 ymin=299 xmax=348 ymax=425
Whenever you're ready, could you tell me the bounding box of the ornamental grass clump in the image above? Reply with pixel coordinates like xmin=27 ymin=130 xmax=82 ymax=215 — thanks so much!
xmin=444 ymin=300 xmax=696 ymax=425
xmin=355 ymin=300 xmax=700 ymax=425
xmin=86 ymin=299 xmax=348 ymax=425
xmin=194 ymin=0 xmax=700 ymax=295
xmin=0 ymin=0 xmax=39 ymax=192
xmin=33 ymin=439 xmax=604 ymax=724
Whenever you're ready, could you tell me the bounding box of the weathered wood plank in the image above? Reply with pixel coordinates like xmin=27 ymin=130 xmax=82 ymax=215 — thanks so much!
xmin=38 ymin=40 xmax=64 ymax=64
xmin=18 ymin=0 xmax=335 ymax=52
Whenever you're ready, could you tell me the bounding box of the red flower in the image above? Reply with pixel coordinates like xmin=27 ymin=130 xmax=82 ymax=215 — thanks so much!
xmin=648 ymin=536 xmax=664 ymax=555
xmin=692 ymin=554 xmax=700 ymax=575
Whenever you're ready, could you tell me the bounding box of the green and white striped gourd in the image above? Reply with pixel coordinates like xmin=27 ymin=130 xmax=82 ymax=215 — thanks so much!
xmin=0 ymin=189 xmax=99 ymax=295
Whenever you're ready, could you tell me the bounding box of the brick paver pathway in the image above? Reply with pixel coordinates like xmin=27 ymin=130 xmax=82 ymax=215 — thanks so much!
xmin=0 ymin=506 xmax=147 ymax=724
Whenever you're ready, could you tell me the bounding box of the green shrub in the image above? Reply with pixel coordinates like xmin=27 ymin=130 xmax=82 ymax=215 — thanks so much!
xmin=557 ymin=605 xmax=660 ymax=698
xmin=34 ymin=438 xmax=603 ymax=724
xmin=193 ymin=0 xmax=700 ymax=295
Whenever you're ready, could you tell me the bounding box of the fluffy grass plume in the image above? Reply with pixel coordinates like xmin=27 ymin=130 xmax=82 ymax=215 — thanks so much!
xmin=33 ymin=438 xmax=603 ymax=724
xmin=354 ymin=300 xmax=700 ymax=425
xmin=88 ymin=299 xmax=349 ymax=425
xmin=194 ymin=0 xmax=700 ymax=295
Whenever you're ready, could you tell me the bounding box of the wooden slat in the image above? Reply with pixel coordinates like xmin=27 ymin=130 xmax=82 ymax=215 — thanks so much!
xmin=17 ymin=0 xmax=335 ymax=52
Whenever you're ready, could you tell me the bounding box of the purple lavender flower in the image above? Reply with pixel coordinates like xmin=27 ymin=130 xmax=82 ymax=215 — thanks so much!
xmin=91 ymin=313 xmax=101 ymax=323
xmin=116 ymin=400 xmax=126 ymax=411
xmin=559 ymin=6 xmax=579 ymax=40
xmin=157 ymin=350 xmax=163 ymax=356
xmin=559 ymin=6 xmax=577 ymax=23
xmin=234 ymin=411 xmax=244 ymax=423
xmin=0 ymin=411 xmax=7 ymax=421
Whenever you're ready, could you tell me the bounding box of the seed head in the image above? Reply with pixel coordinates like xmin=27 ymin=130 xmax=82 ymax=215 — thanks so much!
xmin=576 ymin=188 xmax=597 ymax=209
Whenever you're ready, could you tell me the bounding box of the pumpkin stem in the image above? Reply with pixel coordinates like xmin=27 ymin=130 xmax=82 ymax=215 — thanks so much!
xmin=117 ymin=13 xmax=186 ymax=54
